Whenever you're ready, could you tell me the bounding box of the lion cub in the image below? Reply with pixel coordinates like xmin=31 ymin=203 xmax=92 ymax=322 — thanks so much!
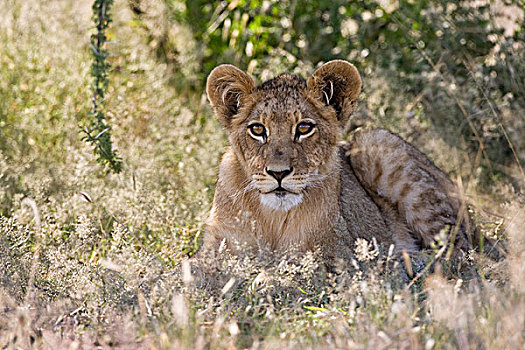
xmin=204 ymin=60 xmax=472 ymax=262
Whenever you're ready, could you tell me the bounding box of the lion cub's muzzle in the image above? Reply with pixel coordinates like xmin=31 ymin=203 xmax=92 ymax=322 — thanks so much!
xmin=251 ymin=167 xmax=309 ymax=211
xmin=266 ymin=167 xmax=293 ymax=194
xmin=253 ymin=167 xmax=306 ymax=194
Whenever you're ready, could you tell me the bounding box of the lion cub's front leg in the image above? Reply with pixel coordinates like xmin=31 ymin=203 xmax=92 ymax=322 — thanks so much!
xmin=348 ymin=129 xmax=471 ymax=251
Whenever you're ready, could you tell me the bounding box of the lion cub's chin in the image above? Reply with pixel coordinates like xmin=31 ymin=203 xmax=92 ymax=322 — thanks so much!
xmin=260 ymin=192 xmax=303 ymax=212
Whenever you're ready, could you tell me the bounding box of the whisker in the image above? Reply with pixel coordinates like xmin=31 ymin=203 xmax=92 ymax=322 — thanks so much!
xmin=303 ymin=190 xmax=311 ymax=201
xmin=229 ymin=177 xmax=256 ymax=206
xmin=243 ymin=179 xmax=257 ymax=194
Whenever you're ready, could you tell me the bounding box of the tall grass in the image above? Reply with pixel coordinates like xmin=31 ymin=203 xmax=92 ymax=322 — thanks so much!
xmin=0 ymin=0 xmax=524 ymax=348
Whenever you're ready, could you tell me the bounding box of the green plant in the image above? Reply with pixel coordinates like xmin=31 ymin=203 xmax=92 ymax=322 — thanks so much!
xmin=83 ymin=0 xmax=122 ymax=173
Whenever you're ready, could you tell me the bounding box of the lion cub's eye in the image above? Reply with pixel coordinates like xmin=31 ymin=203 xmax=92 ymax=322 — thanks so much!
xmin=295 ymin=121 xmax=315 ymax=140
xmin=250 ymin=124 xmax=265 ymax=135
xmin=248 ymin=123 xmax=267 ymax=141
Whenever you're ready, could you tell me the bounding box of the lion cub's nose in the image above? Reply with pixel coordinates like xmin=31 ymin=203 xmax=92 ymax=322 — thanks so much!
xmin=266 ymin=167 xmax=293 ymax=182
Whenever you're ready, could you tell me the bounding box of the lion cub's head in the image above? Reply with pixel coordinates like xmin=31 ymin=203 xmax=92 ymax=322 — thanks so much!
xmin=206 ymin=60 xmax=362 ymax=211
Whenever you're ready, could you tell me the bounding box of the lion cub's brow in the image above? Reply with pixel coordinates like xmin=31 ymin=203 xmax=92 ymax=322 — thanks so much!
xmin=256 ymin=74 xmax=307 ymax=94
xmin=257 ymin=110 xmax=303 ymax=126
xmin=251 ymin=75 xmax=314 ymax=127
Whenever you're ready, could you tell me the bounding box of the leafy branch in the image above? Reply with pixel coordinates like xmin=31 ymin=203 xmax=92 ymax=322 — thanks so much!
xmin=83 ymin=0 xmax=122 ymax=173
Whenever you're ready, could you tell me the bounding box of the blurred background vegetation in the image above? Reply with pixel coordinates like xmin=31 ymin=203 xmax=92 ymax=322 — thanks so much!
xmin=1 ymin=0 xmax=524 ymax=348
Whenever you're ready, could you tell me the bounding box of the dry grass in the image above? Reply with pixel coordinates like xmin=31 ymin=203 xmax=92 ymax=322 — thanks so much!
xmin=1 ymin=0 xmax=524 ymax=348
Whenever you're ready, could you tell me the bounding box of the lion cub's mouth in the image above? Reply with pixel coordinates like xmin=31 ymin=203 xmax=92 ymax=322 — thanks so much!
xmin=259 ymin=188 xmax=303 ymax=211
xmin=270 ymin=186 xmax=288 ymax=198
xmin=252 ymin=173 xmax=313 ymax=211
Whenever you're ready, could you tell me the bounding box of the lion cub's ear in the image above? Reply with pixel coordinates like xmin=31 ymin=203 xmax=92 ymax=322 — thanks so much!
xmin=206 ymin=64 xmax=255 ymax=130
xmin=307 ymin=60 xmax=362 ymax=127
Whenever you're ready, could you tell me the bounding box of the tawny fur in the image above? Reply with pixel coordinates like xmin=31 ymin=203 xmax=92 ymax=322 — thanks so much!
xmin=204 ymin=60 xmax=472 ymax=262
